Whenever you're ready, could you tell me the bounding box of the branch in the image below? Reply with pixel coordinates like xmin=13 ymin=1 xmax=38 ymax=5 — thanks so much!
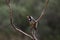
xmin=6 ymin=0 xmax=33 ymax=39
xmin=36 ymin=0 xmax=49 ymax=22
xmin=32 ymin=30 xmax=38 ymax=40
xmin=11 ymin=24 xmax=33 ymax=39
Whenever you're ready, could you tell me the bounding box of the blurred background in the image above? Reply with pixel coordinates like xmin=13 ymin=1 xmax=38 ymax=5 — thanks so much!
xmin=0 ymin=0 xmax=60 ymax=40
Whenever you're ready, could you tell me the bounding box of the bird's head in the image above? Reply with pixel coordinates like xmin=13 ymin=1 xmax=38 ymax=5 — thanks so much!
xmin=27 ymin=16 xmax=32 ymax=21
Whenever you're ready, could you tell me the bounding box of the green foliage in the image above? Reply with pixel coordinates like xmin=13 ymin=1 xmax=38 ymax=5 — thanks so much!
xmin=0 ymin=0 xmax=60 ymax=40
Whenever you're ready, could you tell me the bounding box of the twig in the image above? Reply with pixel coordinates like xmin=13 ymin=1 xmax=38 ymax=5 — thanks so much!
xmin=6 ymin=0 xmax=33 ymax=39
xmin=32 ymin=30 xmax=38 ymax=40
xmin=36 ymin=0 xmax=49 ymax=22
xmin=27 ymin=0 xmax=49 ymax=40
xmin=11 ymin=24 xmax=33 ymax=39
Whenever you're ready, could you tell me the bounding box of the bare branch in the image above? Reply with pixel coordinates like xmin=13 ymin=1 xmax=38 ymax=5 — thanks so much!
xmin=27 ymin=0 xmax=49 ymax=40
xmin=32 ymin=30 xmax=38 ymax=40
xmin=36 ymin=0 xmax=49 ymax=22
xmin=6 ymin=0 xmax=33 ymax=39
xmin=11 ymin=24 xmax=33 ymax=39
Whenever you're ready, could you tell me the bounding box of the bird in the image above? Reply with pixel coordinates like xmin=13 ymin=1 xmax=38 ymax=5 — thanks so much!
xmin=27 ymin=16 xmax=37 ymax=30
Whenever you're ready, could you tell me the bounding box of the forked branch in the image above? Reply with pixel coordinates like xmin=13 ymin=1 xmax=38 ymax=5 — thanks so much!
xmin=6 ymin=0 xmax=33 ymax=39
xmin=36 ymin=0 xmax=49 ymax=22
xmin=27 ymin=0 xmax=49 ymax=40
xmin=6 ymin=0 xmax=49 ymax=40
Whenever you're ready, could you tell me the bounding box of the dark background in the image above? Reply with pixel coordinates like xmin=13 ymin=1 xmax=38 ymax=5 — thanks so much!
xmin=0 ymin=0 xmax=60 ymax=40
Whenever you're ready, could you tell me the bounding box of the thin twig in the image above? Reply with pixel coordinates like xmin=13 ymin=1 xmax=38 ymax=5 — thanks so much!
xmin=36 ymin=0 xmax=49 ymax=22
xmin=27 ymin=0 xmax=49 ymax=40
xmin=12 ymin=24 xmax=33 ymax=39
xmin=32 ymin=30 xmax=38 ymax=40
xmin=6 ymin=0 xmax=33 ymax=39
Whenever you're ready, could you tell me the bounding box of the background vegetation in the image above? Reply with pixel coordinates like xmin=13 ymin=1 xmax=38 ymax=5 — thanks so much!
xmin=0 ymin=0 xmax=60 ymax=40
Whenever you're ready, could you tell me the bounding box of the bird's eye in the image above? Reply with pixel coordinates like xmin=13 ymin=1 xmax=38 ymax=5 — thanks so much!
xmin=28 ymin=19 xmax=31 ymax=21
